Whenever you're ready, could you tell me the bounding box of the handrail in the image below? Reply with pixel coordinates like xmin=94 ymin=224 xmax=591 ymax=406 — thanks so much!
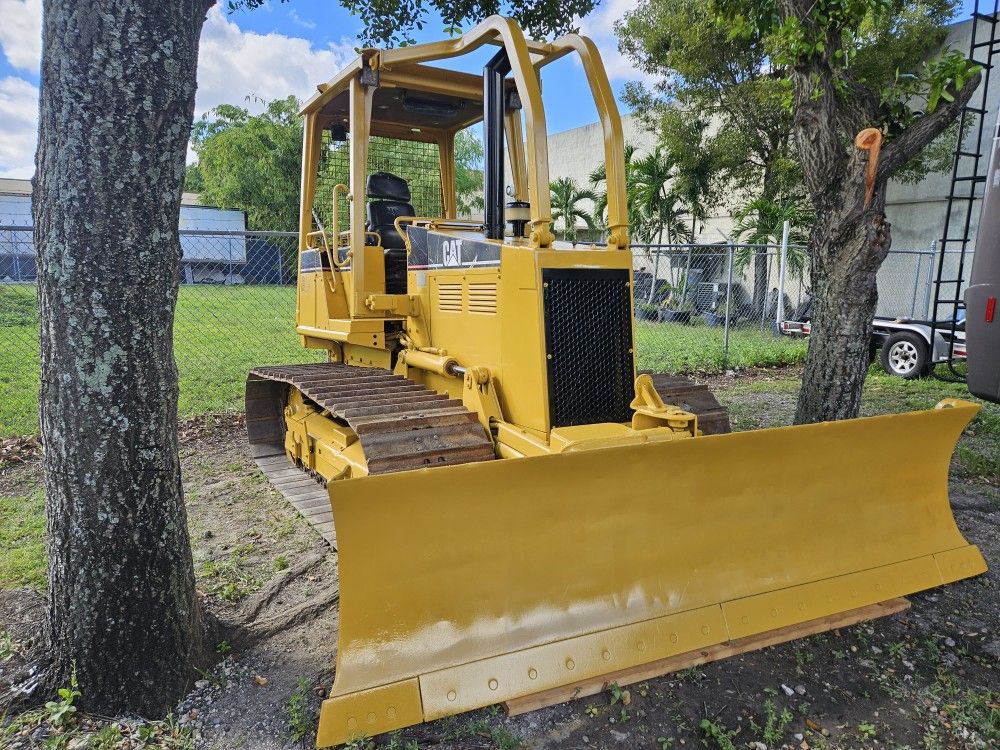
xmin=546 ymin=34 xmax=629 ymax=249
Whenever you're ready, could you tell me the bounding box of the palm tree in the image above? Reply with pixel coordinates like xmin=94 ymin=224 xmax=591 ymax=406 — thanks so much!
xmin=550 ymin=177 xmax=597 ymax=244
xmin=589 ymin=143 xmax=640 ymax=235
xmin=627 ymin=149 xmax=694 ymax=302
xmin=733 ymin=195 xmax=812 ymax=279
xmin=732 ymin=194 xmax=812 ymax=318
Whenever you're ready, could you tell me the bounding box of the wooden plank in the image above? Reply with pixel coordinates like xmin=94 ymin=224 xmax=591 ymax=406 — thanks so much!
xmin=290 ymin=500 xmax=336 ymax=520
xmin=504 ymin=598 xmax=910 ymax=717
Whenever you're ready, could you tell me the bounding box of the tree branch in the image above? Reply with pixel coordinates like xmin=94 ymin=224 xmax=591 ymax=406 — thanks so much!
xmin=878 ymin=72 xmax=982 ymax=179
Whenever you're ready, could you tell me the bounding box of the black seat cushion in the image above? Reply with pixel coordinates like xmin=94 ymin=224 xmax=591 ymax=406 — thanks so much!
xmin=367 ymin=172 xmax=411 ymax=202
xmin=368 ymin=200 xmax=415 ymax=249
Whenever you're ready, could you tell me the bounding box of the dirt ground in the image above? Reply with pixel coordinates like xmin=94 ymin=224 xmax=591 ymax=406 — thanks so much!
xmin=1 ymin=370 xmax=997 ymax=750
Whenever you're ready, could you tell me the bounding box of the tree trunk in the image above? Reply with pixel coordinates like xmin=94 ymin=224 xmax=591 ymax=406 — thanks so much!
xmin=753 ymin=249 xmax=768 ymax=317
xmin=34 ymin=0 xmax=212 ymax=715
xmin=794 ymin=194 xmax=890 ymax=423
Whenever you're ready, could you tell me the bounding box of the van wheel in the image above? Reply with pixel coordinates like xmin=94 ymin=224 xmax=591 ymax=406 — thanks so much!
xmin=880 ymin=332 xmax=929 ymax=379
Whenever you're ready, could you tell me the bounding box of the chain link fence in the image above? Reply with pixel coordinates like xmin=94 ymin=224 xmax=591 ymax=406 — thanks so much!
xmin=0 ymin=225 xmax=963 ymax=437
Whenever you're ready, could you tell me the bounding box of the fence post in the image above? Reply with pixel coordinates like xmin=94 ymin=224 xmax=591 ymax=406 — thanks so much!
xmin=723 ymin=244 xmax=734 ymax=368
xmin=923 ymin=240 xmax=937 ymax=319
xmin=776 ymin=220 xmax=790 ymax=333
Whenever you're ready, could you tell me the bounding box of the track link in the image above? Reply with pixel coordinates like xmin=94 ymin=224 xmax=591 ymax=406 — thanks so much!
xmin=247 ymin=363 xmax=496 ymax=473
xmin=642 ymin=372 xmax=731 ymax=435
xmin=245 ymin=363 xmax=496 ymax=546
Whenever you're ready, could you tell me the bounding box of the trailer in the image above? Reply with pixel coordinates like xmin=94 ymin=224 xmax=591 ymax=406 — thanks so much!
xmin=781 ymin=317 xmax=967 ymax=379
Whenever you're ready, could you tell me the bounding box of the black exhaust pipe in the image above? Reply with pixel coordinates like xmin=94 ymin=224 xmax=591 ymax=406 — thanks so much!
xmin=484 ymin=49 xmax=510 ymax=241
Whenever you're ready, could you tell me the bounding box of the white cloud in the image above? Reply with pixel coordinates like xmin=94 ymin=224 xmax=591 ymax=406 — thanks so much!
xmin=288 ymin=9 xmax=317 ymax=30
xmin=194 ymin=7 xmax=356 ymax=117
xmin=578 ymin=0 xmax=656 ymax=85
xmin=0 ymin=5 xmax=359 ymax=176
xmin=0 ymin=0 xmax=41 ymax=72
xmin=0 ymin=76 xmax=38 ymax=178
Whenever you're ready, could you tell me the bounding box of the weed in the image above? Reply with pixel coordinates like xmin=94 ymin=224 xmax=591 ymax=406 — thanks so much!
xmin=608 ymin=682 xmax=630 ymax=705
xmin=699 ymin=718 xmax=738 ymax=750
xmin=384 ymin=731 xmax=421 ymax=750
xmin=287 ymin=676 xmax=314 ymax=743
xmin=194 ymin=666 xmax=227 ymax=690
xmin=657 ymin=737 xmax=674 ymax=749
xmin=887 ymin=640 xmax=906 ymax=659
xmin=584 ymin=705 xmax=600 ymax=717
xmin=197 ymin=545 xmax=259 ymax=601
xmin=857 ymin=720 xmax=877 ymax=739
xmin=274 ymin=554 xmax=290 ymax=571
xmin=794 ymin=648 xmax=815 ymax=674
xmin=88 ymin=723 xmax=125 ymax=749
xmin=215 ymin=640 xmax=232 ymax=655
xmin=750 ymin=699 xmax=793 ymax=746
xmin=489 ymin=724 xmax=522 ymax=749
xmin=44 ymin=665 xmax=80 ymax=728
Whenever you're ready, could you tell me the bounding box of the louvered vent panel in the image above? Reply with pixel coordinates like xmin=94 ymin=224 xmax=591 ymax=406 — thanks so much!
xmin=467 ymin=282 xmax=498 ymax=314
xmin=438 ymin=283 xmax=463 ymax=312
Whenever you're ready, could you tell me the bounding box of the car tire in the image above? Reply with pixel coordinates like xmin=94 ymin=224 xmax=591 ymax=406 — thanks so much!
xmin=880 ymin=332 xmax=929 ymax=379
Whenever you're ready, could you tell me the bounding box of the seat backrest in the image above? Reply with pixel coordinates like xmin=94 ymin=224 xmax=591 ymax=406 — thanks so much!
xmin=367 ymin=172 xmax=414 ymax=250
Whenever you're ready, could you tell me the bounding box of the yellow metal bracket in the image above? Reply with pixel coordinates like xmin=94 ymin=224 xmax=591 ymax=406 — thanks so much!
xmin=462 ymin=367 xmax=504 ymax=432
xmin=630 ymin=374 xmax=698 ymax=435
xmin=365 ymin=293 xmax=418 ymax=316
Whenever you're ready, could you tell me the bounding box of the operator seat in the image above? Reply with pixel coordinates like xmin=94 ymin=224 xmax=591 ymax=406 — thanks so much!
xmin=366 ymin=172 xmax=412 ymax=294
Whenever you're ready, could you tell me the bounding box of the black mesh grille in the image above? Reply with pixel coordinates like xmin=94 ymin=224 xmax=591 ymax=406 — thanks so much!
xmin=543 ymin=268 xmax=635 ymax=427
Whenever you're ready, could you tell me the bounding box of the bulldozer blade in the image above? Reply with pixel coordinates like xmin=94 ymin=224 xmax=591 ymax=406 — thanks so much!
xmin=316 ymin=400 xmax=987 ymax=746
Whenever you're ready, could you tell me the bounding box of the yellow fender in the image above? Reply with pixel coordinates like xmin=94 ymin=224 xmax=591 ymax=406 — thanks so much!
xmin=316 ymin=400 xmax=987 ymax=746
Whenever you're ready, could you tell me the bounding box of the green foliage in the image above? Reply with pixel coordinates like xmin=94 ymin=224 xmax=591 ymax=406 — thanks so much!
xmin=188 ymin=96 xmax=303 ymax=232
xmin=750 ymin=699 xmax=794 ymax=746
xmin=287 ymin=676 xmax=314 ymax=742
xmin=618 ymin=0 xmax=798 ymax=216
xmin=732 ymin=195 xmax=811 ymax=279
xmin=227 ymin=0 xmax=596 ymax=46
xmin=711 ymin=0 xmax=977 ymax=152
xmin=620 ymin=0 xmax=975 ymax=220
xmin=549 ymin=177 xmax=597 ymax=243
xmin=454 ymin=129 xmax=485 ymax=217
xmin=45 ymin=666 xmax=81 ymax=728
xmin=699 ymin=717 xmax=738 ymax=750
xmin=592 ymin=144 xmax=695 ymax=246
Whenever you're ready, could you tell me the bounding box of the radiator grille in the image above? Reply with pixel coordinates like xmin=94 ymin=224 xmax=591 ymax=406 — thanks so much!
xmin=542 ymin=268 xmax=634 ymax=427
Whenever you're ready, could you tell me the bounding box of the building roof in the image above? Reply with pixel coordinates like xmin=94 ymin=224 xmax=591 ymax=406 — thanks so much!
xmin=0 ymin=177 xmax=208 ymax=208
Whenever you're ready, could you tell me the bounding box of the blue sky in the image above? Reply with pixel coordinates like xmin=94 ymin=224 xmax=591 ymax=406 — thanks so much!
xmin=0 ymin=0 xmax=985 ymax=178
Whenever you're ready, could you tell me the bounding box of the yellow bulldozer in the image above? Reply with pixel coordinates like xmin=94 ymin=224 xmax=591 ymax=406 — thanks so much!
xmin=244 ymin=16 xmax=988 ymax=747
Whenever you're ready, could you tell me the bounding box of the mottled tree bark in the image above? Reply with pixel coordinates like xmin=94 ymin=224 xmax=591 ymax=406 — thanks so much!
xmin=34 ymin=0 xmax=213 ymax=715
xmin=778 ymin=0 xmax=980 ymax=424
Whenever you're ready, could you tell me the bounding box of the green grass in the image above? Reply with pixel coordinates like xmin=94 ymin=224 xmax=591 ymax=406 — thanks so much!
xmin=0 ymin=490 xmax=46 ymax=590
xmin=635 ymin=320 xmax=808 ymax=372
xmin=0 ymin=285 xmax=324 ymax=437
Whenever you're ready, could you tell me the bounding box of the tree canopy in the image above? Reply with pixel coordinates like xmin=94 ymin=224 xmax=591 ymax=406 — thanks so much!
xmin=187 ymin=96 xmax=303 ymax=232
xmin=187 ymin=97 xmax=486 ymax=232
xmin=228 ymin=0 xmax=598 ymax=45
